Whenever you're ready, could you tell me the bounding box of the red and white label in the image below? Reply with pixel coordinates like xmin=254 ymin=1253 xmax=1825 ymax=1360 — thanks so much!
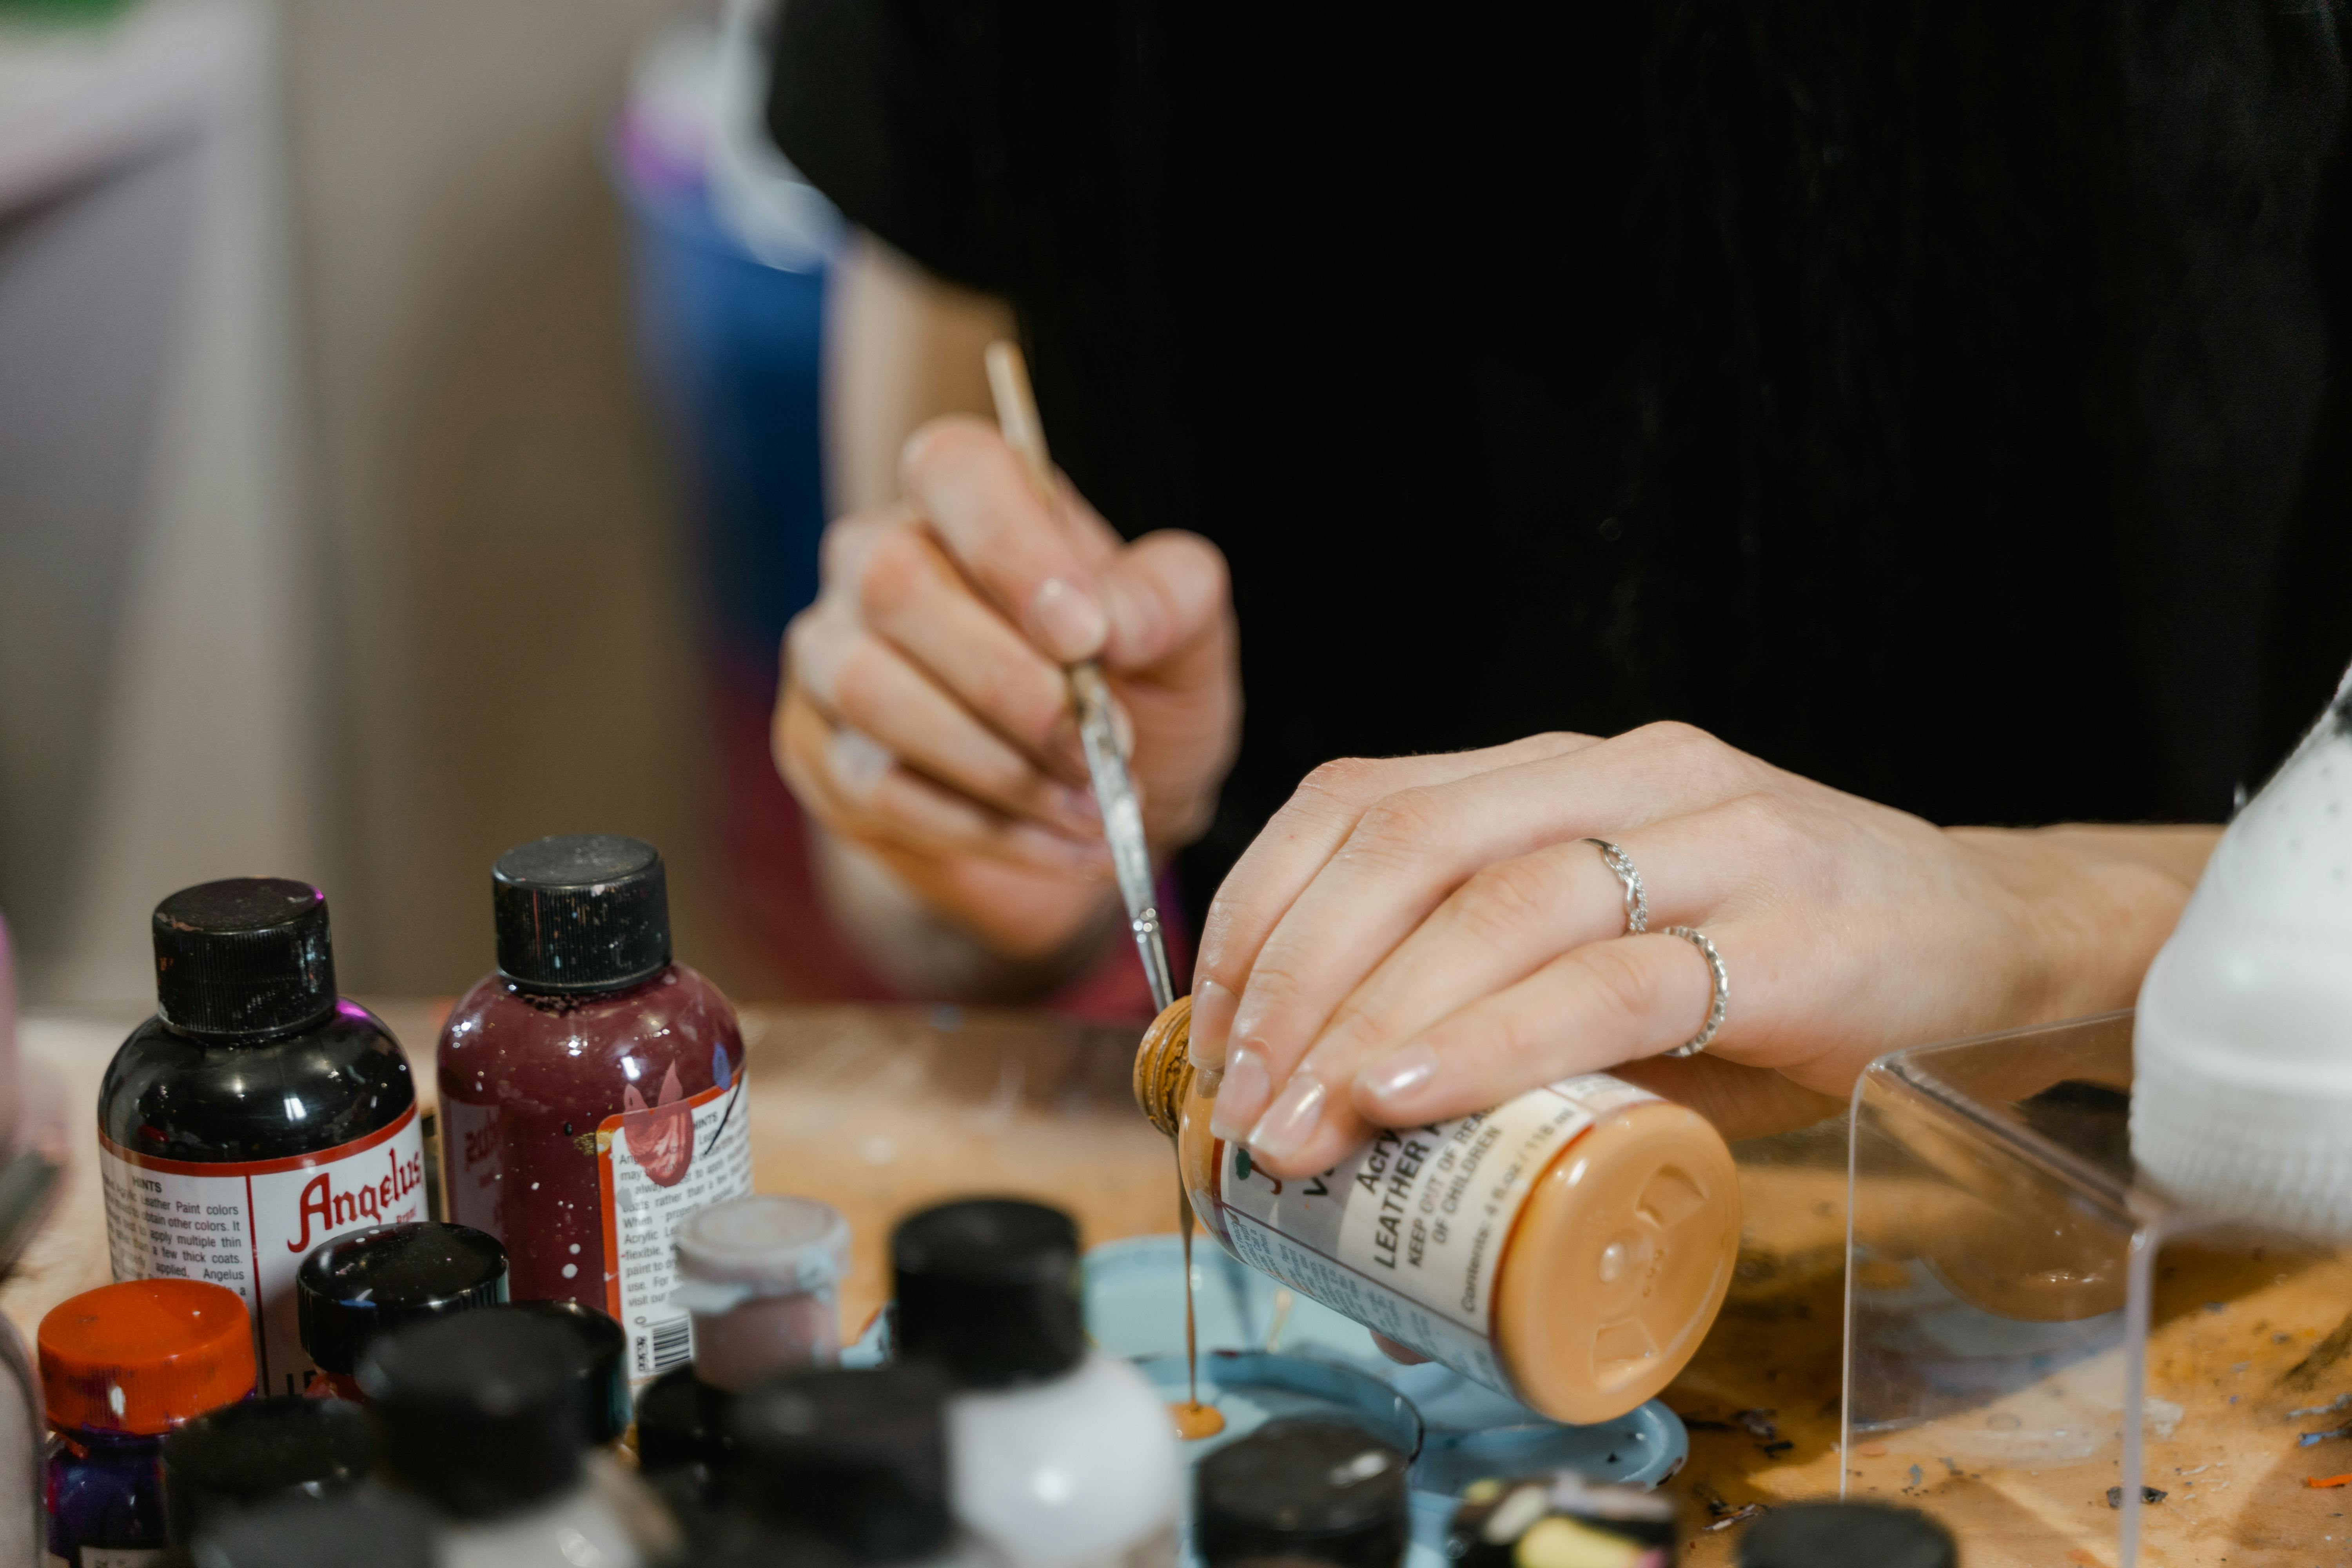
xmin=99 ymin=1104 xmax=427 ymax=1396
xmin=596 ymin=1071 xmax=754 ymax=1385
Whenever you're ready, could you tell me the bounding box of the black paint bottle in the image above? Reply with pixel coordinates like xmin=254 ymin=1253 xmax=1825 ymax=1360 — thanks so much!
xmin=98 ymin=878 xmax=423 ymax=1396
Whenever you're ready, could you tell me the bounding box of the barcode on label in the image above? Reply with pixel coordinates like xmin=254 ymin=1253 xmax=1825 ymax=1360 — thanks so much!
xmin=649 ymin=1315 xmax=692 ymax=1372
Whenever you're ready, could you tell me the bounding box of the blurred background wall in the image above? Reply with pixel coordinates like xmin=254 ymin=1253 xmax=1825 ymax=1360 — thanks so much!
xmin=287 ymin=0 xmax=713 ymax=998
xmin=0 ymin=0 xmax=1006 ymax=1006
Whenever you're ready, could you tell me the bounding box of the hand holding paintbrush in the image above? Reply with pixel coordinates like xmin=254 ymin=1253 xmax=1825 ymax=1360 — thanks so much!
xmin=985 ymin=342 xmax=1177 ymax=1009
xmin=769 ymin=341 xmax=1239 ymax=975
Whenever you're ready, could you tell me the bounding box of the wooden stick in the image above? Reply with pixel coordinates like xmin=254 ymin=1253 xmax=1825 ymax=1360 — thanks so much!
xmin=984 ymin=341 xmax=1059 ymax=507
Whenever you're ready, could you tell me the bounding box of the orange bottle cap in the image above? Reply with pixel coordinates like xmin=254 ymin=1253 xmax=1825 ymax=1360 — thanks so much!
xmin=38 ymin=1279 xmax=255 ymax=1435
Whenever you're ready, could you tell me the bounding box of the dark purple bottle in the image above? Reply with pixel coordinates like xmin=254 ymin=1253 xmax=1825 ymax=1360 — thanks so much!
xmin=437 ymin=836 xmax=751 ymax=1388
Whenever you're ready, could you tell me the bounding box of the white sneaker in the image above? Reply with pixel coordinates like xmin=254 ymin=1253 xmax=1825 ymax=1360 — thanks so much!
xmin=2132 ymin=661 xmax=2352 ymax=1237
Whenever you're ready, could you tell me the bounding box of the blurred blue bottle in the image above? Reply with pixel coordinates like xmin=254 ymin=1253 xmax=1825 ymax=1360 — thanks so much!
xmin=612 ymin=2 xmax=838 ymax=695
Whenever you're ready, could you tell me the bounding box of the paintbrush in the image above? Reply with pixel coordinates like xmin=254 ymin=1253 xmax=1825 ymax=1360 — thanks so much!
xmin=984 ymin=341 xmax=1177 ymax=1013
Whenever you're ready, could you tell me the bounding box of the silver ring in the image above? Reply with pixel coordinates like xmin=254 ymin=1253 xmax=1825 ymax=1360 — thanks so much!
xmin=1663 ymin=926 xmax=1727 ymax=1056
xmin=1584 ymin=838 xmax=1647 ymax=935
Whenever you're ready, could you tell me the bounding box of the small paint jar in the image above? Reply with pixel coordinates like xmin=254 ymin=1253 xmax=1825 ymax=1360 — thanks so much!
xmin=894 ymin=1199 xmax=1181 ymax=1568
xmin=636 ymin=1195 xmax=849 ymax=1488
xmin=39 ymin=1279 xmax=255 ymax=1567
xmin=359 ymin=1311 xmax=675 ymax=1568
xmin=161 ymin=1396 xmax=374 ymax=1550
xmin=1194 ymin=1419 xmax=1409 ymax=1568
xmin=726 ymin=1364 xmax=1003 ymax=1568
xmin=295 ymin=1222 xmax=509 ymax=1402
xmin=503 ymin=1301 xmax=632 ymax=1452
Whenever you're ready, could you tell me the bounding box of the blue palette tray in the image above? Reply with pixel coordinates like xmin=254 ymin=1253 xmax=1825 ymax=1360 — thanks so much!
xmin=1087 ymin=1235 xmax=1685 ymax=1562
xmin=854 ymin=1234 xmax=1687 ymax=1566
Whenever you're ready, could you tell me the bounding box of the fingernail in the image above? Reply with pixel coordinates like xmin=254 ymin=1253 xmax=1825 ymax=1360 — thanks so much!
xmin=1355 ymin=1044 xmax=1439 ymax=1114
xmin=1008 ymin=824 xmax=1112 ymax=871
xmin=1096 ymin=573 xmax=1139 ymax=655
xmin=1245 ymin=1073 xmax=1328 ymax=1164
xmin=1188 ymin=978 xmax=1236 ymax=1070
xmin=828 ymin=727 xmax=895 ymax=801
xmin=1208 ymin=1044 xmax=1271 ymax=1142
xmin=1030 ymin=577 xmax=1107 ymax=662
xmin=1056 ymin=785 xmax=1101 ymax=824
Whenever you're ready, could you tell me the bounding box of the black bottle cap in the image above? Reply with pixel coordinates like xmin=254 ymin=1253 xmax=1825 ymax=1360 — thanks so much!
xmin=650 ymin=1460 xmax=855 ymax=1568
xmin=152 ymin=879 xmax=338 ymax=1040
xmin=1194 ymin=1420 xmax=1409 ymax=1568
xmin=637 ymin=1363 xmax=735 ymax=1479
xmin=502 ymin=1300 xmax=632 ymax=1446
xmin=297 ymin=1223 xmax=509 ymax=1375
xmin=728 ymin=1365 xmax=953 ymax=1563
xmin=890 ymin=1198 xmax=1083 ymax=1388
xmin=696 ymin=1527 xmax=856 ymax=1568
xmin=491 ymin=835 xmax=671 ymax=995
xmin=162 ymin=1396 xmax=375 ymax=1546
xmin=357 ymin=1311 xmax=584 ymax=1519
xmin=1737 ymin=1500 xmax=1956 ymax=1568
xmin=191 ymin=1490 xmax=439 ymax=1568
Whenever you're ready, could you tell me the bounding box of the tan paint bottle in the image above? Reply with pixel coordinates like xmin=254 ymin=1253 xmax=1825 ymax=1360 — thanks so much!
xmin=1134 ymin=997 xmax=1740 ymax=1425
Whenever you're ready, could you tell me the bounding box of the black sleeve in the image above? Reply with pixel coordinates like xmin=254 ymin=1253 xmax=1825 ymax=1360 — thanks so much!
xmin=2255 ymin=7 xmax=2352 ymax=770
xmin=766 ymin=0 xmax=1006 ymax=293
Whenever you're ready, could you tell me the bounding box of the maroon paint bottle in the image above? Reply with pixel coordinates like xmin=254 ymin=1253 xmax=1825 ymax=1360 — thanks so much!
xmin=437 ymin=836 xmax=753 ymax=1388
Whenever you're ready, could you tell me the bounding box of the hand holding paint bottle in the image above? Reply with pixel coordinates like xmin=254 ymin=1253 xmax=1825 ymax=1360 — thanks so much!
xmin=1135 ymin=997 xmax=1740 ymax=1425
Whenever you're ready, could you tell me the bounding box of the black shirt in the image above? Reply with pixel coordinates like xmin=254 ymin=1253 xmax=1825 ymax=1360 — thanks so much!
xmin=769 ymin=3 xmax=2352 ymax=922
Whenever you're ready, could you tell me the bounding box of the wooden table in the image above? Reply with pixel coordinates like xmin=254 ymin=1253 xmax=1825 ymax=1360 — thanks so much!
xmin=15 ymin=1002 xmax=2325 ymax=1566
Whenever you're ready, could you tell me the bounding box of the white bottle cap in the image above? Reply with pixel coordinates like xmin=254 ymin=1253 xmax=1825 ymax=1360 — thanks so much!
xmin=671 ymin=1195 xmax=850 ymax=1316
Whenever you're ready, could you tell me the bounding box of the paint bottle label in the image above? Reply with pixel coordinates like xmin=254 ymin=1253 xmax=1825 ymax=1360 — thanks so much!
xmin=1214 ymin=1075 xmax=1660 ymax=1393
xmin=594 ymin=1071 xmax=755 ymax=1384
xmin=97 ymin=1105 xmax=426 ymax=1396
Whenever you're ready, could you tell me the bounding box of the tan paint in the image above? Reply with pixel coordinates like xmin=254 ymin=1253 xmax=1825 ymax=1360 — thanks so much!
xmin=1134 ymin=997 xmax=1741 ymax=1424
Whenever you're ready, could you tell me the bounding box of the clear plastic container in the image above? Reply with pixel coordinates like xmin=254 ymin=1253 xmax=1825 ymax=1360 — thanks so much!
xmin=1846 ymin=1010 xmax=2352 ymax=1564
